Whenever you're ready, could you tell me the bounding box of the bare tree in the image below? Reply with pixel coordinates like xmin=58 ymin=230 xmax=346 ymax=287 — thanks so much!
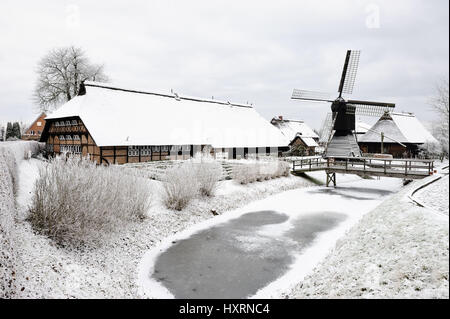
xmin=429 ymin=78 xmax=449 ymax=158
xmin=34 ymin=46 xmax=108 ymax=112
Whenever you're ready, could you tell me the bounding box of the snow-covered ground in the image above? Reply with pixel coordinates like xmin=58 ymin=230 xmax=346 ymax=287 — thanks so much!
xmin=7 ymin=149 xmax=448 ymax=299
xmin=282 ymin=166 xmax=449 ymax=299
xmin=415 ymin=175 xmax=449 ymax=216
xmin=12 ymin=157 xmax=330 ymax=298
xmin=138 ymin=176 xmax=403 ymax=298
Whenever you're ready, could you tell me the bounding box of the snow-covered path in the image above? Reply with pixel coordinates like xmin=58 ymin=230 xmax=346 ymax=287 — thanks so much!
xmin=138 ymin=177 xmax=403 ymax=298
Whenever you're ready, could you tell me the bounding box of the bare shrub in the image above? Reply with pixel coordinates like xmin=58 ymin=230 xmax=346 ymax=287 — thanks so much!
xmin=28 ymin=156 xmax=152 ymax=245
xmin=232 ymin=159 xmax=291 ymax=184
xmin=191 ymin=153 xmax=223 ymax=196
xmin=162 ymin=162 xmax=199 ymax=211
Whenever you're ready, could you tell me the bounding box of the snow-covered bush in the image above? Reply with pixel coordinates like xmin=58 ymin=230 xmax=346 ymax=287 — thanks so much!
xmin=0 ymin=141 xmax=41 ymax=297
xmin=0 ymin=147 xmax=19 ymax=298
xmin=191 ymin=153 xmax=223 ymax=196
xmin=28 ymin=156 xmax=152 ymax=245
xmin=232 ymin=159 xmax=291 ymax=184
xmin=162 ymin=162 xmax=199 ymax=211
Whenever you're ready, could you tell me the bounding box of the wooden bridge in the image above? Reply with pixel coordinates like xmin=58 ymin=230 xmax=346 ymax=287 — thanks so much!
xmin=291 ymin=156 xmax=435 ymax=186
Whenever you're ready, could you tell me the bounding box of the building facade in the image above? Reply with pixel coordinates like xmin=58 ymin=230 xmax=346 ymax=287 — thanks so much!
xmin=22 ymin=113 xmax=46 ymax=141
xmin=40 ymin=82 xmax=288 ymax=164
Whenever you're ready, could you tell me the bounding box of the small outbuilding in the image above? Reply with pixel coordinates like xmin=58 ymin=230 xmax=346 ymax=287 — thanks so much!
xmin=358 ymin=112 xmax=438 ymax=158
xmin=270 ymin=116 xmax=319 ymax=155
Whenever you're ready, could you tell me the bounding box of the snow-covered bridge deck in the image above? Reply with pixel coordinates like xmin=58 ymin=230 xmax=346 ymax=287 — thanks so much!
xmin=292 ymin=156 xmax=435 ymax=185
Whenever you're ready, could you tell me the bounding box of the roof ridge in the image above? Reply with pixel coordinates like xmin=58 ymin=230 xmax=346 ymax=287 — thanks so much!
xmin=83 ymin=81 xmax=253 ymax=108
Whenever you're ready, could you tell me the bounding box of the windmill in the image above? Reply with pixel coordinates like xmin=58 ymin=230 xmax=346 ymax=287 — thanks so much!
xmin=292 ymin=50 xmax=396 ymax=158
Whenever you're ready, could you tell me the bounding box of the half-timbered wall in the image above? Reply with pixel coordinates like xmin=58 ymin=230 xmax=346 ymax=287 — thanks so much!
xmin=44 ymin=117 xmax=287 ymax=164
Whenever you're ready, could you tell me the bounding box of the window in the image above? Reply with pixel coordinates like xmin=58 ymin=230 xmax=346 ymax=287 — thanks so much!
xmin=54 ymin=122 xmax=59 ymax=127
xmin=73 ymin=135 xmax=80 ymax=141
xmin=161 ymin=145 xmax=169 ymax=152
xmin=59 ymin=135 xmax=65 ymax=140
xmin=140 ymin=146 xmax=151 ymax=156
xmin=30 ymin=130 xmax=35 ymax=135
xmin=170 ymin=145 xmax=179 ymax=152
xmin=66 ymin=135 xmax=72 ymax=140
xmin=65 ymin=121 xmax=71 ymax=126
xmin=71 ymin=120 xmax=78 ymax=125
xmin=59 ymin=121 xmax=65 ymax=126
xmin=182 ymin=145 xmax=191 ymax=151
xmin=37 ymin=121 xmax=42 ymax=127
xmin=38 ymin=130 xmax=41 ymax=134
xmin=60 ymin=145 xmax=81 ymax=154
xmin=128 ymin=146 xmax=139 ymax=157
xmin=151 ymin=146 xmax=160 ymax=152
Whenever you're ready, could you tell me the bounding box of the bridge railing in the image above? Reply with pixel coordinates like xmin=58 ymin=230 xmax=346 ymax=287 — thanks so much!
xmin=293 ymin=156 xmax=435 ymax=177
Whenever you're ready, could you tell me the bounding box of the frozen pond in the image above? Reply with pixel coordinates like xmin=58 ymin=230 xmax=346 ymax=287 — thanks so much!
xmin=140 ymin=177 xmax=402 ymax=298
xmin=152 ymin=210 xmax=345 ymax=298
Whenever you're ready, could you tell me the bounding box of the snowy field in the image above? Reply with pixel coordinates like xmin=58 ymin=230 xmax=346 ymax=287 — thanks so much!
xmin=3 ymin=140 xmax=448 ymax=299
xmin=282 ymin=165 xmax=449 ymax=299
xmin=415 ymin=174 xmax=449 ymax=215
xmin=138 ymin=176 xmax=403 ymax=298
xmin=11 ymin=155 xmax=327 ymax=298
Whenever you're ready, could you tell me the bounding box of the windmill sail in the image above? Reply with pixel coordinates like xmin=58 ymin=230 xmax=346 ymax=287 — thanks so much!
xmin=338 ymin=50 xmax=360 ymax=96
xmin=346 ymin=99 xmax=395 ymax=116
xmin=291 ymin=89 xmax=334 ymax=102
xmin=319 ymin=112 xmax=333 ymax=144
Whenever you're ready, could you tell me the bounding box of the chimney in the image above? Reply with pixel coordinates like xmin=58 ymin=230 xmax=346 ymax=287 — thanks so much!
xmin=278 ymin=115 xmax=283 ymax=121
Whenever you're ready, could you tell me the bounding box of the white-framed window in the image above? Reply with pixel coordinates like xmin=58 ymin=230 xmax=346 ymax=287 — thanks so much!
xmin=59 ymin=121 xmax=65 ymax=126
xmin=73 ymin=135 xmax=80 ymax=141
xmin=60 ymin=145 xmax=81 ymax=154
xmin=128 ymin=146 xmax=139 ymax=157
xmin=37 ymin=121 xmax=42 ymax=127
xmin=65 ymin=120 xmax=71 ymax=126
xmin=140 ymin=146 xmax=151 ymax=156
xmin=65 ymin=135 xmax=72 ymax=140
xmin=54 ymin=122 xmax=59 ymax=127
xmin=151 ymin=146 xmax=160 ymax=152
xmin=71 ymin=120 xmax=78 ymax=125
xmin=161 ymin=145 xmax=169 ymax=152
xmin=59 ymin=135 xmax=65 ymax=140
xmin=170 ymin=145 xmax=179 ymax=152
xmin=182 ymin=145 xmax=191 ymax=151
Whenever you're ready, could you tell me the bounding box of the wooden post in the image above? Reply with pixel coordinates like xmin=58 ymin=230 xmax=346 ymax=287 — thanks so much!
xmin=326 ymin=171 xmax=336 ymax=187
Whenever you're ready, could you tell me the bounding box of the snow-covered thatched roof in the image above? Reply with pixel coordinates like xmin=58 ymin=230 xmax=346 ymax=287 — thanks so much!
xmin=355 ymin=121 xmax=371 ymax=134
xmin=44 ymin=82 xmax=288 ymax=148
xmin=270 ymin=117 xmax=318 ymax=146
xmin=359 ymin=112 xmax=438 ymax=144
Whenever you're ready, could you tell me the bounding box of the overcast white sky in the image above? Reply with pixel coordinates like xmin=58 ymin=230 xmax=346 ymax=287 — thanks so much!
xmin=0 ymin=0 xmax=448 ymax=130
